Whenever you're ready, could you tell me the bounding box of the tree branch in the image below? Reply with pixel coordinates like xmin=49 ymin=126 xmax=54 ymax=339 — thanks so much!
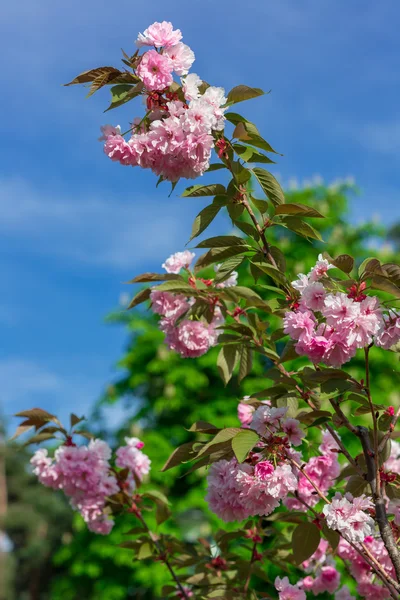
xmin=357 ymin=425 xmax=400 ymax=583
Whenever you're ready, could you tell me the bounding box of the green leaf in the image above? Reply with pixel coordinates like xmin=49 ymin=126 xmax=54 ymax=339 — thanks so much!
xmin=196 ymin=235 xmax=248 ymax=249
xmin=70 ymin=414 xmax=84 ymax=427
xmin=298 ymin=410 xmax=332 ymax=426
xmin=152 ymin=281 xmax=195 ymax=294
xmin=251 ymin=168 xmax=285 ymax=206
xmin=64 ymin=66 xmax=136 ymax=86
xmin=188 ymin=421 xmax=221 ymax=433
xmin=161 ymin=442 xmax=196 ymax=471
xmin=189 ymin=202 xmax=222 ymax=242
xmin=280 ymin=217 xmax=323 ymax=241
xmin=207 ymin=163 xmax=227 ymax=172
xmin=292 ymin=522 xmax=321 ymax=565
xmin=127 ymin=273 xmax=183 ymax=283
xmin=322 ymin=523 xmax=340 ymax=550
xmin=226 ymin=113 xmax=281 ymax=154
xmin=105 ymin=82 xmax=144 ymax=111
xmin=226 ymin=85 xmax=265 ymax=104
xmin=345 ymin=475 xmax=369 ymax=497
xmin=182 ymin=184 xmax=226 ymax=197
xmin=137 ymin=542 xmax=153 ymax=560
xmin=127 ymin=287 xmax=151 ymax=310
xmin=143 ymin=490 xmax=171 ymax=525
xmin=24 ymin=432 xmax=57 ymax=446
xmin=370 ymin=275 xmax=400 ymax=298
xmin=275 ymin=203 xmax=324 ymax=218
xmin=328 ymin=254 xmax=355 ymax=274
xmin=233 ymin=144 xmax=275 ymax=164
xmin=195 ymin=246 xmax=249 ymax=269
xmin=251 ymin=197 xmax=269 ymax=214
xmin=217 ymin=345 xmax=239 ymax=385
xmin=250 ymin=261 xmax=289 ymax=288
xmin=382 ymin=262 xmax=400 ymax=286
xmin=232 ymin=430 xmax=259 ymax=462
xmin=238 ymin=345 xmax=253 ymax=383
xmin=196 ymin=428 xmax=242 ymax=457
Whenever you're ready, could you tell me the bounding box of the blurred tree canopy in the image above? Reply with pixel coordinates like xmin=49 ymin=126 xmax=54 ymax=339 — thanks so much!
xmin=2 ymin=438 xmax=72 ymax=600
xmin=7 ymin=182 xmax=400 ymax=599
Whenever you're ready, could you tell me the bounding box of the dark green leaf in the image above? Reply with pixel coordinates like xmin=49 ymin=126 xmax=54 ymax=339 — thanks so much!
xmin=189 ymin=202 xmax=222 ymax=242
xmin=231 ymin=429 xmax=259 ymax=462
xmin=182 ymin=184 xmax=226 ymax=197
xmin=127 ymin=287 xmax=151 ymax=310
xmin=252 ymin=168 xmax=285 ymax=206
xmin=238 ymin=345 xmax=253 ymax=383
xmin=105 ymin=82 xmax=144 ymax=111
xmin=226 ymin=85 xmax=265 ymax=104
xmin=275 ymin=203 xmax=324 ymax=218
xmin=196 ymin=235 xmax=248 ymax=249
xmin=292 ymin=522 xmax=321 ymax=565
xmin=280 ymin=217 xmax=323 ymax=241
xmin=217 ymin=345 xmax=239 ymax=385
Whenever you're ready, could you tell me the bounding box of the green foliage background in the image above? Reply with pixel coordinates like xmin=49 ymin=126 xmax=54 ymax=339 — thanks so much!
xmin=5 ymin=182 xmax=400 ymax=599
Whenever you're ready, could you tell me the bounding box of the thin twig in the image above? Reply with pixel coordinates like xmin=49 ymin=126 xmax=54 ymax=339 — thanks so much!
xmin=357 ymin=426 xmax=400 ymax=584
xmin=133 ymin=509 xmax=190 ymax=600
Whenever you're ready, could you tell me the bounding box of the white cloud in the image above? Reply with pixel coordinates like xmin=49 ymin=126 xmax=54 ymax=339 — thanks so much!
xmin=0 ymin=177 xmax=197 ymax=270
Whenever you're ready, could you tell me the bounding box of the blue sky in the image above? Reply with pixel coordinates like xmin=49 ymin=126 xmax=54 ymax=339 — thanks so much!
xmin=1 ymin=0 xmax=399 ymax=430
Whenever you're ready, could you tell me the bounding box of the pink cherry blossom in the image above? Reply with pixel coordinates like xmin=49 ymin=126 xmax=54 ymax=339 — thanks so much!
xmin=237 ymin=401 xmax=255 ymax=427
xmin=182 ymin=73 xmax=202 ymax=101
xmin=319 ymin=429 xmax=341 ymax=454
xmin=322 ymin=292 xmax=359 ymax=327
xmin=150 ymin=290 xmax=190 ymax=320
xmin=136 ymin=21 xmax=182 ymax=48
xmin=384 ymin=440 xmax=400 ymax=475
xmin=263 ymin=464 xmax=298 ymax=498
xmin=283 ymin=309 xmax=316 ymax=340
xmin=323 ymin=492 xmax=374 ymax=543
xmin=275 ymin=576 xmax=306 ymax=600
xmin=136 ymin=50 xmax=174 ymax=91
xmin=251 ymin=405 xmax=288 ymax=437
xmin=254 ymin=460 xmax=275 ymax=480
xmin=300 ymin=282 xmax=326 ymax=311
xmin=292 ymin=273 xmax=309 ymax=293
xmin=281 ymin=418 xmax=305 ymax=446
xmin=166 ymin=319 xmax=218 ymax=358
xmin=295 ymin=332 xmax=332 ymax=364
xmin=164 ymin=43 xmax=195 ymax=76
xmin=334 ymin=586 xmax=356 ymax=600
xmin=309 ymin=254 xmax=333 ymax=281
xmin=162 ymin=250 xmax=195 ymax=273
xmin=311 ymin=565 xmax=340 ymax=594
xmin=376 ymin=315 xmax=400 ymax=350
xmin=104 ymin=134 xmax=138 ymax=165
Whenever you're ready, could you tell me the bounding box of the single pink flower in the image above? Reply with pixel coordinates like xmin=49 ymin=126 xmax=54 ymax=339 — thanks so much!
xmin=136 ymin=50 xmax=174 ymax=91
xmin=136 ymin=21 xmax=182 ymax=48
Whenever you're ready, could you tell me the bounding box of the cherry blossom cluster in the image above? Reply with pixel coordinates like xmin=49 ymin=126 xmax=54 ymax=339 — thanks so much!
xmin=206 ymin=404 xmax=303 ymax=521
xmin=150 ymin=251 xmax=238 ymax=358
xmin=275 ymin=534 xmax=396 ymax=599
xmin=284 ymin=254 xmax=400 ymax=367
xmin=30 ymin=436 xmax=150 ymax=535
xmin=101 ymin=21 xmax=227 ymax=181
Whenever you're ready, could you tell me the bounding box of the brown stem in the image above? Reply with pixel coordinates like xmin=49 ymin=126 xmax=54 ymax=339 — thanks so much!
xmin=364 ymin=347 xmax=380 ymax=494
xmin=241 ymin=197 xmax=278 ymax=269
xmin=243 ymin=541 xmax=257 ymax=595
xmin=134 ymin=510 xmax=189 ymax=599
xmin=357 ymin=426 xmax=400 ymax=584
